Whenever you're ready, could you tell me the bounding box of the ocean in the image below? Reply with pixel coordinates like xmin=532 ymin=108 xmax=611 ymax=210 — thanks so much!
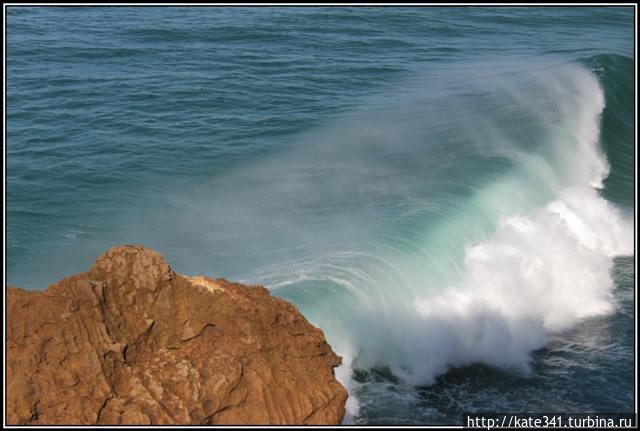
xmin=6 ymin=6 xmax=635 ymax=425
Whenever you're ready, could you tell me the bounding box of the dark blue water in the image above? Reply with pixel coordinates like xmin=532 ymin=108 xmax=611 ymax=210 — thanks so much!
xmin=7 ymin=7 xmax=635 ymax=424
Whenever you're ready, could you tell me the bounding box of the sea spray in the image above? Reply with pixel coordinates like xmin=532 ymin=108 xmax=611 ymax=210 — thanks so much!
xmin=409 ymin=186 xmax=632 ymax=384
xmin=342 ymin=65 xmax=634 ymax=387
xmin=240 ymin=62 xmax=634 ymax=412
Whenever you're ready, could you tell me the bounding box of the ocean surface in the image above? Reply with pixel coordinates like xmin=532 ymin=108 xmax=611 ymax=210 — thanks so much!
xmin=7 ymin=7 xmax=635 ymax=425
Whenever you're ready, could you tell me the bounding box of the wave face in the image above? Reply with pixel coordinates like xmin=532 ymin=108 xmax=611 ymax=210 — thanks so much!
xmin=235 ymin=60 xmax=634 ymax=420
xmin=7 ymin=7 xmax=635 ymax=425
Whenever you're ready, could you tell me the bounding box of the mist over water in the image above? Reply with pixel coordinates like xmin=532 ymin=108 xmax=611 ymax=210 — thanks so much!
xmin=174 ymin=62 xmax=631 ymax=420
xmin=7 ymin=7 xmax=635 ymax=424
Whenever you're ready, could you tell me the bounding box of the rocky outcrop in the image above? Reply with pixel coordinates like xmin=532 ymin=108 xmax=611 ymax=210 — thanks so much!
xmin=7 ymin=245 xmax=347 ymax=425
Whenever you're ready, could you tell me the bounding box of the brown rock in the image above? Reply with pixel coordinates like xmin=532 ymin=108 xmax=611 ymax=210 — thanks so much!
xmin=7 ymin=245 xmax=347 ymax=425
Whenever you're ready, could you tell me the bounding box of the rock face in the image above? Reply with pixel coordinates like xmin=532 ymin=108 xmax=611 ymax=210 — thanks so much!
xmin=7 ymin=245 xmax=347 ymax=425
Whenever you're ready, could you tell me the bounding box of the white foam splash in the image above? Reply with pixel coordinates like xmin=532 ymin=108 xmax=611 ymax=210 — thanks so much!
xmin=409 ymin=186 xmax=632 ymax=384
xmin=375 ymin=65 xmax=633 ymax=386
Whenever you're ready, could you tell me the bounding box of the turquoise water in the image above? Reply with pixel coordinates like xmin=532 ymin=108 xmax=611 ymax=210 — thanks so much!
xmin=7 ymin=7 xmax=635 ymax=424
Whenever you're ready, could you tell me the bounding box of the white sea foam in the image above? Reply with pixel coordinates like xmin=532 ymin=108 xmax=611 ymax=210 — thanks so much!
xmin=341 ymin=64 xmax=633 ymax=388
xmin=316 ymin=64 xmax=634 ymax=411
xmin=408 ymin=186 xmax=632 ymax=384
